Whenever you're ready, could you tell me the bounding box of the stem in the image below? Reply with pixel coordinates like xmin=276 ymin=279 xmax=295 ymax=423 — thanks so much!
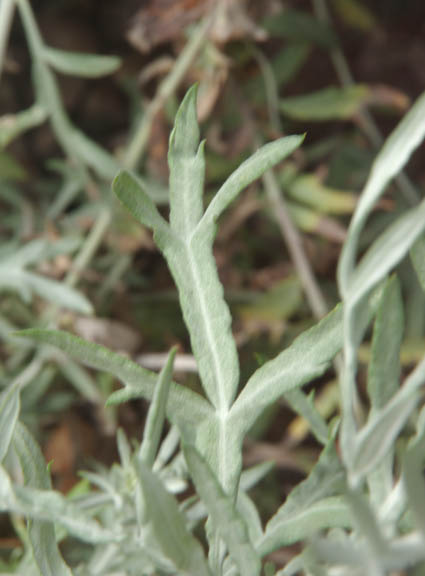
xmin=311 ymin=0 xmax=419 ymax=206
xmin=66 ymin=208 xmax=111 ymax=288
xmin=0 ymin=0 xmax=16 ymax=83
xmin=239 ymin=54 xmax=329 ymax=320
xmin=123 ymin=16 xmax=212 ymax=170
xmin=262 ymin=169 xmax=328 ymax=319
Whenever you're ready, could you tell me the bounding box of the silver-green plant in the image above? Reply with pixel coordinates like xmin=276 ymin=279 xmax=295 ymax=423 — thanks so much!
xmin=2 ymin=85 xmax=425 ymax=575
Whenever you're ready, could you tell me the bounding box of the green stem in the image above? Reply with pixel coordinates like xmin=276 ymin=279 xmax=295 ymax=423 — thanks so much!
xmin=0 ymin=0 xmax=16 ymax=83
xmin=66 ymin=208 xmax=111 ymax=288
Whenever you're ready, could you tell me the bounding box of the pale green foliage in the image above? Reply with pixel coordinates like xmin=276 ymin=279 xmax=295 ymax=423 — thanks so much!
xmin=4 ymin=81 xmax=425 ymax=576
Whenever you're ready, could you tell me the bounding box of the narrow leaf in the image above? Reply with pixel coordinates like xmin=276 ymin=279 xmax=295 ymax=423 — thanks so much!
xmin=201 ymin=135 xmax=305 ymax=230
xmin=230 ymin=305 xmax=342 ymax=437
xmin=368 ymin=276 xmax=403 ymax=409
xmin=15 ymin=329 xmax=212 ymax=428
xmin=184 ymin=444 xmax=261 ymax=576
xmin=367 ymin=276 xmax=403 ymax=505
xmin=11 ymin=423 xmax=73 ymax=576
xmin=410 ymin=235 xmax=425 ymax=293
xmin=347 ymin=197 xmax=425 ymax=307
xmin=21 ymin=270 xmax=93 ymax=314
xmin=339 ymin=89 xmax=425 ymax=296
xmin=113 ymin=170 xmax=170 ymax=242
xmin=284 ymin=388 xmax=329 ymax=445
xmin=137 ymin=460 xmax=211 ymax=576
xmin=168 ymin=84 xmax=205 ymax=237
xmin=139 ymin=348 xmax=176 ymax=467
xmin=352 ymin=353 xmax=425 ymax=481
xmin=42 ymin=46 xmax=121 ymax=78
xmin=258 ymin=436 xmax=346 ymax=555
xmin=0 ymin=383 xmax=20 ymax=462
xmin=280 ymin=86 xmax=369 ymax=121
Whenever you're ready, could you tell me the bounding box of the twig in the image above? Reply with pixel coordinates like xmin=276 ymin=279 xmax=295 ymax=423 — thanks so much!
xmin=66 ymin=208 xmax=111 ymax=288
xmin=311 ymin=0 xmax=419 ymax=206
xmin=123 ymin=15 xmax=212 ymax=170
xmin=238 ymin=53 xmax=329 ymax=319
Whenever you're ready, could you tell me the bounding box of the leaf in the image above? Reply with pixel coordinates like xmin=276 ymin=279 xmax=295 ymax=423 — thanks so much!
xmin=42 ymin=46 xmax=121 ymax=78
xmin=201 ymin=134 xmax=305 ymax=230
xmin=280 ymin=86 xmax=369 ymax=121
xmin=351 ymin=353 xmax=425 ymax=482
xmin=20 ymin=270 xmax=93 ymax=314
xmin=184 ymin=444 xmax=261 ymax=576
xmin=367 ymin=276 xmax=403 ymax=505
xmin=11 ymin=423 xmax=73 ymax=576
xmin=347 ymin=197 xmax=425 ymax=307
xmin=338 ymin=89 xmax=425 ymax=296
xmin=258 ymin=436 xmax=348 ymax=555
xmin=139 ymin=348 xmax=176 ymax=467
xmin=402 ymin=406 xmax=425 ymax=536
xmin=0 ymin=383 xmax=20 ymax=462
xmin=287 ymin=173 xmax=357 ymax=214
xmin=15 ymin=329 xmax=212 ymax=429
xmin=368 ymin=276 xmax=403 ymax=410
xmin=284 ymin=388 xmax=329 ymax=445
xmin=230 ymin=305 xmax=342 ymax=437
xmin=168 ymin=85 xmax=205 ymax=238
xmin=11 ymin=423 xmax=116 ymax=545
xmin=410 ymin=236 xmax=425 ymax=293
xmin=115 ymin=87 xmax=304 ymax=497
xmin=137 ymin=460 xmax=211 ymax=576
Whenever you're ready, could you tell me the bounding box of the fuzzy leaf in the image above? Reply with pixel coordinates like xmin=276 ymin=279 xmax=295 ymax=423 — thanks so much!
xmin=347 ymin=197 xmax=425 ymax=307
xmin=258 ymin=437 xmax=347 ymax=555
xmin=410 ymin=236 xmax=425 ymax=293
xmin=201 ymin=135 xmax=305 ymax=230
xmin=11 ymin=423 xmax=73 ymax=576
xmin=137 ymin=460 xmax=211 ymax=576
xmin=0 ymin=383 xmax=20 ymax=462
xmin=352 ymin=354 xmax=425 ymax=481
xmin=139 ymin=348 xmax=176 ymax=467
xmin=15 ymin=329 xmax=212 ymax=429
xmin=339 ymin=89 xmax=425 ymax=296
xmin=184 ymin=444 xmax=261 ymax=576
xmin=230 ymin=305 xmax=342 ymax=437
xmin=367 ymin=276 xmax=403 ymax=505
